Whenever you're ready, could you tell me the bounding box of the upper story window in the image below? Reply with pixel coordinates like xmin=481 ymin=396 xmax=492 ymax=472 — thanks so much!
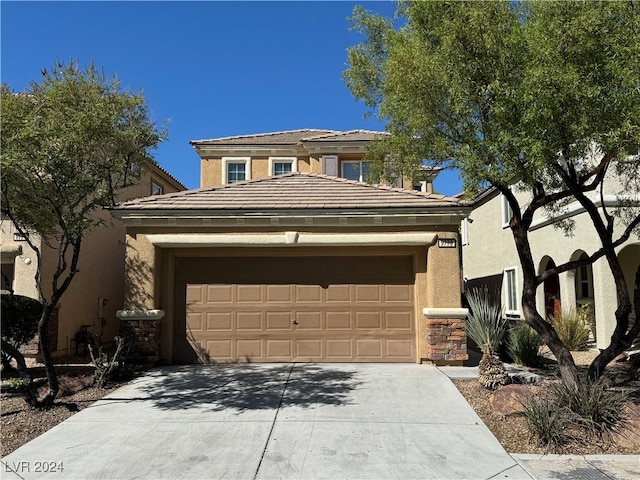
xmin=501 ymin=194 xmax=514 ymax=228
xmin=269 ymin=157 xmax=297 ymax=176
xmin=227 ymin=163 xmax=246 ymax=183
xmin=342 ymin=161 xmax=371 ymax=182
xmin=151 ymin=181 xmax=164 ymax=196
xmin=222 ymin=157 xmax=251 ymax=184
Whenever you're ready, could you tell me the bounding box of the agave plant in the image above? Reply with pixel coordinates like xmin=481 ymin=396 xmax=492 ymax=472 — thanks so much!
xmin=465 ymin=288 xmax=510 ymax=389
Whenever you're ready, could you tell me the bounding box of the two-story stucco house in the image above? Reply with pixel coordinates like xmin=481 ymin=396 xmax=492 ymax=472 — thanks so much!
xmin=462 ymin=175 xmax=639 ymax=350
xmin=110 ymin=129 xmax=472 ymax=365
xmin=0 ymin=164 xmax=185 ymax=357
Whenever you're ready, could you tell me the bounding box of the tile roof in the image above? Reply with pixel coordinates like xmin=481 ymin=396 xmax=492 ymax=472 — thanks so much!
xmin=301 ymin=130 xmax=389 ymax=142
xmin=113 ymin=172 xmax=467 ymax=212
xmin=190 ymin=129 xmax=339 ymax=146
xmin=189 ymin=129 xmax=389 ymax=146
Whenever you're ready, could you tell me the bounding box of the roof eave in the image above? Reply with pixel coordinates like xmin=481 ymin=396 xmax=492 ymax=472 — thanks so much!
xmin=110 ymin=206 xmax=471 ymax=228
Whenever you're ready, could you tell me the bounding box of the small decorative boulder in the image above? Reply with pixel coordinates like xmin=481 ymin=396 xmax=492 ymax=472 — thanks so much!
xmin=489 ymin=384 xmax=532 ymax=416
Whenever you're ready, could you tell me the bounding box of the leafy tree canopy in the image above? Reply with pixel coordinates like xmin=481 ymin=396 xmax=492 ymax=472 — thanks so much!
xmin=1 ymin=60 xmax=164 ymax=242
xmin=345 ymin=0 xmax=640 ymax=197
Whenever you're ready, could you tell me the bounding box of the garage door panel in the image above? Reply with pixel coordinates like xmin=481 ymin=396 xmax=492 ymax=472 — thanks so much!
xmin=356 ymin=339 xmax=383 ymax=358
xmin=385 ymin=284 xmax=413 ymax=302
xmin=187 ymin=312 xmax=204 ymax=331
xmin=266 ymin=285 xmax=293 ymax=302
xmin=325 ymin=311 xmax=353 ymax=330
xmin=207 ymin=312 xmax=233 ymax=331
xmin=237 ymin=339 xmax=262 ymax=359
xmin=296 ymin=311 xmax=322 ymax=330
xmin=206 ymin=340 xmax=233 ymax=359
xmin=386 ymin=339 xmax=414 ymax=358
xmin=325 ymin=285 xmax=351 ymax=302
xmin=266 ymin=339 xmax=293 ymax=359
xmin=326 ymin=339 xmax=353 ymax=359
xmin=355 ymin=311 xmax=382 ymax=330
xmin=237 ymin=285 xmax=262 ymax=303
xmin=181 ymin=255 xmax=415 ymax=362
xmin=386 ymin=312 xmax=413 ymax=330
xmin=236 ymin=312 xmax=263 ymax=330
xmin=296 ymin=339 xmax=322 ymax=357
xmin=186 ymin=284 xmax=204 ymax=304
xmin=266 ymin=312 xmax=293 ymax=330
xmin=295 ymin=285 xmax=322 ymax=302
xmin=355 ymin=285 xmax=382 ymax=302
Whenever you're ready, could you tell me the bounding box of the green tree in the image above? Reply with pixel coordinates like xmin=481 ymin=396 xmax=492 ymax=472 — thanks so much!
xmin=1 ymin=60 xmax=164 ymax=407
xmin=344 ymin=1 xmax=640 ymax=387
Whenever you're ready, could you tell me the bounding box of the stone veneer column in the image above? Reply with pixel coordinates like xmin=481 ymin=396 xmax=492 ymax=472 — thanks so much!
xmin=117 ymin=310 xmax=164 ymax=364
xmin=423 ymin=308 xmax=469 ymax=366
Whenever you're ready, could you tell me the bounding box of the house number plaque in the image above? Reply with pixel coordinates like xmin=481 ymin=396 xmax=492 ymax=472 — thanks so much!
xmin=438 ymin=238 xmax=457 ymax=248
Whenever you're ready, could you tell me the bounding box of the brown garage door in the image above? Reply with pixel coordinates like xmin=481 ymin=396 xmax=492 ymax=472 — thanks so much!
xmin=181 ymin=256 xmax=415 ymax=362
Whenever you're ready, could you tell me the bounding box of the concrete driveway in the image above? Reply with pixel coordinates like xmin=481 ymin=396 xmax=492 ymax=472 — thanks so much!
xmin=2 ymin=363 xmax=531 ymax=479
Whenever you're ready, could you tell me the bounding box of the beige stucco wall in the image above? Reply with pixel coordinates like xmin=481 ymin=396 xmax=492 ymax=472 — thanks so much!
xmin=462 ymin=182 xmax=640 ymax=350
xmin=1 ymin=221 xmax=42 ymax=299
xmin=1 ymin=166 xmax=184 ymax=356
xmin=199 ymin=152 xmax=377 ymax=188
xmin=201 ymin=158 xmax=222 ymax=188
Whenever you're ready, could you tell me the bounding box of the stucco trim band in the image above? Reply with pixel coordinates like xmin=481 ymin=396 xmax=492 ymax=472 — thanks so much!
xmin=145 ymin=232 xmax=438 ymax=248
xmin=423 ymin=308 xmax=469 ymax=319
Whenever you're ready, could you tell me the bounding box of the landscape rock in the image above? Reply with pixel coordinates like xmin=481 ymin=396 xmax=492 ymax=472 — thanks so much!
xmin=489 ymin=384 xmax=532 ymax=416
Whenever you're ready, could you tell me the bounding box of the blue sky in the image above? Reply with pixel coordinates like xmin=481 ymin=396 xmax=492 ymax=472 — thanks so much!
xmin=2 ymin=1 xmax=462 ymax=195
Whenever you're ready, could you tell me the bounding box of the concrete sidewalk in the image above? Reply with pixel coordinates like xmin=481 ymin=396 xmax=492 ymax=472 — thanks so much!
xmin=2 ymin=363 xmax=530 ymax=480
xmin=438 ymin=365 xmax=640 ymax=480
xmin=512 ymin=454 xmax=640 ymax=480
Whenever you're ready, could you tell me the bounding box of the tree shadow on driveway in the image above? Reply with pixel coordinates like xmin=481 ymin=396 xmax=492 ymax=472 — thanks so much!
xmin=129 ymin=363 xmax=361 ymax=413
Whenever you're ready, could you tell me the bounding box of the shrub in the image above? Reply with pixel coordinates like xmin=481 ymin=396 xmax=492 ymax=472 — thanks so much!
xmin=1 ymin=293 xmax=42 ymax=368
xmin=550 ymin=306 xmax=592 ymax=351
xmin=521 ymin=394 xmax=572 ymax=447
xmin=464 ymin=288 xmax=509 ymax=355
xmin=89 ymin=336 xmax=133 ymax=387
xmin=551 ymin=378 xmax=625 ymax=435
xmin=507 ymin=321 xmax=542 ymax=367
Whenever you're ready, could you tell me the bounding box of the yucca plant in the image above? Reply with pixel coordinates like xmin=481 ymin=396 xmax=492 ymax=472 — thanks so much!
xmin=465 ymin=288 xmax=510 ymax=389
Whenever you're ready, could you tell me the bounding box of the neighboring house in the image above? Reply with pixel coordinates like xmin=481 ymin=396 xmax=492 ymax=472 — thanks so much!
xmin=462 ymin=176 xmax=640 ymax=350
xmin=109 ymin=129 xmax=471 ymax=365
xmin=0 ymin=164 xmax=185 ymax=357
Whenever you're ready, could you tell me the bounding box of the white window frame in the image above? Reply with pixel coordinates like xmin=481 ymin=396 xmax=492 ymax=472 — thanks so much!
xmin=268 ymin=156 xmax=297 ymax=176
xmin=576 ymin=264 xmax=593 ymax=300
xmin=504 ymin=267 xmax=519 ymax=315
xmin=461 ymin=218 xmax=469 ymax=246
xmin=222 ymin=157 xmax=251 ymax=185
xmin=501 ymin=193 xmax=514 ymax=228
xmin=151 ymin=181 xmax=164 ymax=196
xmin=341 ymin=160 xmax=371 ymax=182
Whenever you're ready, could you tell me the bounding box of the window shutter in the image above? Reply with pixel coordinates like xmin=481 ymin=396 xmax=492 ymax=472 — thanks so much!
xmin=322 ymin=155 xmax=338 ymax=176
